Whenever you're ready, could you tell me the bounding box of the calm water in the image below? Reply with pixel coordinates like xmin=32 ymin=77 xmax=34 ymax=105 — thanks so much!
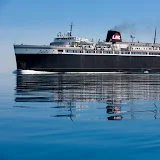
xmin=1 ymin=73 xmax=160 ymax=159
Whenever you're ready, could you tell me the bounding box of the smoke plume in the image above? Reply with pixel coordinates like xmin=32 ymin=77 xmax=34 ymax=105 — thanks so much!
xmin=111 ymin=23 xmax=136 ymax=35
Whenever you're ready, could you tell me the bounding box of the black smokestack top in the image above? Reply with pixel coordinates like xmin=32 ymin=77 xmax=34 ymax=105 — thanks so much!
xmin=106 ymin=30 xmax=122 ymax=43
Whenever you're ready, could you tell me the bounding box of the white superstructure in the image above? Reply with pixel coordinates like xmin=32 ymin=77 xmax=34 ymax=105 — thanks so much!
xmin=14 ymin=24 xmax=160 ymax=56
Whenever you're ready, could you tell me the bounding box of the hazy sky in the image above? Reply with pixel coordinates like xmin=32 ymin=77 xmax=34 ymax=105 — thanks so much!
xmin=0 ymin=0 xmax=160 ymax=73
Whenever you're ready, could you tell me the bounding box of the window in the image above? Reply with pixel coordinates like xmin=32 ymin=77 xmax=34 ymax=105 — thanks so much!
xmin=58 ymin=50 xmax=63 ymax=52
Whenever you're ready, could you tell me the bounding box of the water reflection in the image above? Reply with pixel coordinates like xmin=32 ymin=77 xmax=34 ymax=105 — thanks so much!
xmin=107 ymin=115 xmax=123 ymax=120
xmin=106 ymin=106 xmax=121 ymax=114
xmin=14 ymin=73 xmax=160 ymax=120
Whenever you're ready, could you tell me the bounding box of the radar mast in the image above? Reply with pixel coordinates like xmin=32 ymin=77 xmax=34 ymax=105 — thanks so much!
xmin=70 ymin=22 xmax=74 ymax=36
xmin=154 ymin=27 xmax=157 ymax=44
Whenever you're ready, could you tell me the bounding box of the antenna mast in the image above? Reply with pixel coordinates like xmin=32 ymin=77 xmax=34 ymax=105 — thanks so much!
xmin=130 ymin=35 xmax=135 ymax=43
xmin=154 ymin=27 xmax=157 ymax=44
xmin=70 ymin=22 xmax=73 ymax=36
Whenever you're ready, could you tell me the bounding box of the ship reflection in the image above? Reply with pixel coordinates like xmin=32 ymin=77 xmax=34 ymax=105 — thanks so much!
xmin=106 ymin=102 xmax=159 ymax=120
xmin=14 ymin=73 xmax=160 ymax=120
xmin=107 ymin=115 xmax=123 ymax=120
xmin=106 ymin=106 xmax=121 ymax=114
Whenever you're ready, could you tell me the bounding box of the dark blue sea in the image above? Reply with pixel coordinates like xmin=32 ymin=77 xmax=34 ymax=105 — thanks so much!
xmin=1 ymin=73 xmax=160 ymax=160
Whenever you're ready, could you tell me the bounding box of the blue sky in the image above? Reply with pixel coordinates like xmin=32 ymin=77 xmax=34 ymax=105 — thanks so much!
xmin=1 ymin=0 xmax=160 ymax=73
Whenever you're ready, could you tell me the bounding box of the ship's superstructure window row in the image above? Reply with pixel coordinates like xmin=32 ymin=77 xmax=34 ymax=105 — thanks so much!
xmin=15 ymin=47 xmax=160 ymax=56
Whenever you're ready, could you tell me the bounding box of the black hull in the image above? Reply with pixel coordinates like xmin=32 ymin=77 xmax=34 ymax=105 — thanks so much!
xmin=15 ymin=54 xmax=160 ymax=73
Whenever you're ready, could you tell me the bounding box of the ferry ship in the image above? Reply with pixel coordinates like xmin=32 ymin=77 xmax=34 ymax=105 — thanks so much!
xmin=14 ymin=24 xmax=160 ymax=73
